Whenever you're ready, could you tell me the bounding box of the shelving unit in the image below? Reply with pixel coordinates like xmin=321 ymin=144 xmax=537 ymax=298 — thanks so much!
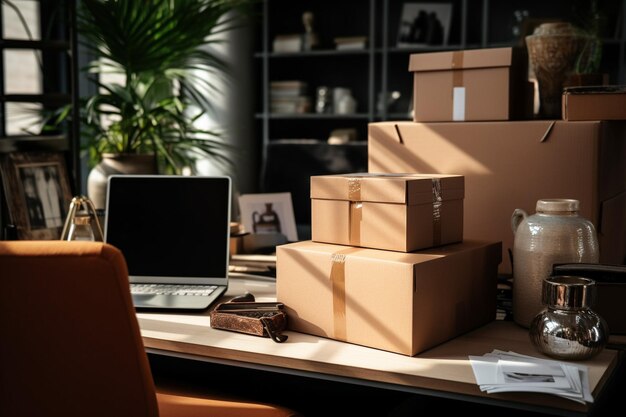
xmin=0 ymin=0 xmax=79 ymax=238
xmin=255 ymin=0 xmax=625 ymax=235
xmin=0 ymin=0 xmax=79 ymax=174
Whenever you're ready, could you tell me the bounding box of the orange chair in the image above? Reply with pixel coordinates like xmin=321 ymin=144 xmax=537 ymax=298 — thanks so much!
xmin=0 ymin=241 xmax=300 ymax=417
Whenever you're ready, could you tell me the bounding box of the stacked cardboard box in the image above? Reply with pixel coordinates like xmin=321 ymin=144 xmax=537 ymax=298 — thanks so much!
xmin=310 ymin=173 xmax=464 ymax=252
xmin=409 ymin=47 xmax=532 ymax=122
xmin=367 ymin=47 xmax=626 ymax=334
xmin=277 ymin=240 xmax=501 ymax=356
xmin=277 ymin=44 xmax=626 ymax=352
xmin=368 ymin=121 xmax=626 ymax=275
xmin=278 ymin=173 xmax=502 ymax=356
xmin=562 ymin=86 xmax=626 ymax=121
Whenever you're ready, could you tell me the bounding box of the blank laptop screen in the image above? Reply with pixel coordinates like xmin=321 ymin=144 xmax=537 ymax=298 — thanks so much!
xmin=105 ymin=175 xmax=230 ymax=280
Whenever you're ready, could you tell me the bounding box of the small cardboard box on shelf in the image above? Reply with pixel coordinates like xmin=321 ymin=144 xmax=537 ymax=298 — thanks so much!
xmin=408 ymin=47 xmax=532 ymax=122
xmin=310 ymin=173 xmax=464 ymax=252
xmin=562 ymin=86 xmax=626 ymax=121
xmin=277 ymin=240 xmax=502 ymax=356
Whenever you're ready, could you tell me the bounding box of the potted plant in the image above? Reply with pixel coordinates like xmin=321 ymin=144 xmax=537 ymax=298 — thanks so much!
xmin=568 ymin=0 xmax=606 ymax=86
xmin=69 ymin=0 xmax=252 ymax=208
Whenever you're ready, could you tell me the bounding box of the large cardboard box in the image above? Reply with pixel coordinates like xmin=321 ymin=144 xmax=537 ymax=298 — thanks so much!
xmin=409 ymin=47 xmax=531 ymax=122
xmin=277 ymin=240 xmax=502 ymax=356
xmin=368 ymin=121 xmax=626 ymax=274
xmin=562 ymin=86 xmax=626 ymax=121
xmin=311 ymin=173 xmax=464 ymax=252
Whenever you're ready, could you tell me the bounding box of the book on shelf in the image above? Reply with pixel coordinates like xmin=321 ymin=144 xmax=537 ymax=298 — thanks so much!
xmin=273 ymin=34 xmax=302 ymax=53
xmin=334 ymin=36 xmax=368 ymax=50
xmin=270 ymin=96 xmax=312 ymax=114
xmin=270 ymin=80 xmax=308 ymax=98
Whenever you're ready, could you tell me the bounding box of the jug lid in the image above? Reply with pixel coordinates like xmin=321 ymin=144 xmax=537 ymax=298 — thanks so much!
xmin=536 ymin=199 xmax=579 ymax=213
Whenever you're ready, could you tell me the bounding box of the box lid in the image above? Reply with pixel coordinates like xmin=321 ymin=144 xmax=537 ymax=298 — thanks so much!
xmin=409 ymin=47 xmax=514 ymax=72
xmin=279 ymin=239 xmax=500 ymax=266
xmin=310 ymin=173 xmax=464 ymax=205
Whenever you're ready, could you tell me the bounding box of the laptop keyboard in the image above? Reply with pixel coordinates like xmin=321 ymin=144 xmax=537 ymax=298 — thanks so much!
xmin=130 ymin=284 xmax=217 ymax=297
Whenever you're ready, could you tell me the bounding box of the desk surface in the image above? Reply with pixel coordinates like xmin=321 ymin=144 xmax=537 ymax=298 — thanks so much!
xmin=138 ymin=276 xmax=622 ymax=416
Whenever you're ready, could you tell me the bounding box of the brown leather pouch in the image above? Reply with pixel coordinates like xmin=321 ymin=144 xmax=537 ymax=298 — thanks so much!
xmin=210 ymin=295 xmax=288 ymax=343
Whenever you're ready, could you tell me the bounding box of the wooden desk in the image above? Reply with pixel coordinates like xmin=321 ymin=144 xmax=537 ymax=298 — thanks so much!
xmin=138 ymin=275 xmax=622 ymax=416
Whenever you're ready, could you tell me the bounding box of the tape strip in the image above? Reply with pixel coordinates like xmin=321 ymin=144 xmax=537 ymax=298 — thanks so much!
xmin=452 ymin=51 xmax=464 ymax=86
xmin=348 ymin=177 xmax=361 ymax=201
xmin=451 ymin=51 xmax=465 ymax=121
xmin=432 ymin=178 xmax=442 ymax=246
xmin=349 ymin=202 xmax=362 ymax=246
xmin=330 ymin=252 xmax=347 ymax=340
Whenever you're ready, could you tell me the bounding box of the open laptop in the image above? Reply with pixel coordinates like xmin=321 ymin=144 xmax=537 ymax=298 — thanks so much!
xmin=104 ymin=175 xmax=230 ymax=310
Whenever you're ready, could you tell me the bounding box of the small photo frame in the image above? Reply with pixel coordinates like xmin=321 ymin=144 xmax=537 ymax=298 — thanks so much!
xmin=238 ymin=192 xmax=298 ymax=242
xmin=397 ymin=2 xmax=453 ymax=47
xmin=0 ymin=152 xmax=73 ymax=240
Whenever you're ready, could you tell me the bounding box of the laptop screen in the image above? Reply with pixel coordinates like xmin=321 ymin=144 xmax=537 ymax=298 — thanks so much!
xmin=104 ymin=175 xmax=231 ymax=284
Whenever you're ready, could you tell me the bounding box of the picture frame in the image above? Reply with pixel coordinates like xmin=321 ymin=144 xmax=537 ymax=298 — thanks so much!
xmin=238 ymin=192 xmax=298 ymax=242
xmin=397 ymin=2 xmax=453 ymax=47
xmin=0 ymin=152 xmax=73 ymax=240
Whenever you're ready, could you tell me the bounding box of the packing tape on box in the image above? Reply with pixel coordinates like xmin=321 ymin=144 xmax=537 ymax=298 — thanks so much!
xmin=451 ymin=50 xmax=464 ymax=85
xmin=452 ymin=51 xmax=465 ymax=121
xmin=329 ymin=248 xmax=360 ymax=340
xmin=349 ymin=202 xmax=362 ymax=246
xmin=347 ymin=177 xmax=363 ymax=246
xmin=348 ymin=177 xmax=361 ymax=201
xmin=330 ymin=252 xmax=347 ymax=340
xmin=432 ymin=178 xmax=442 ymax=246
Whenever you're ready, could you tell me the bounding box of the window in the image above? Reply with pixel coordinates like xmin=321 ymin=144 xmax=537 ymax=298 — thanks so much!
xmin=0 ymin=0 xmax=75 ymax=139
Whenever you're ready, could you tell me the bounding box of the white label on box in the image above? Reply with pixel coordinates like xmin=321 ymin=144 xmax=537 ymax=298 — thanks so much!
xmin=453 ymin=87 xmax=466 ymax=121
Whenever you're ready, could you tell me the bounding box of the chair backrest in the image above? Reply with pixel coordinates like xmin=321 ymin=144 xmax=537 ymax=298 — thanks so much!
xmin=0 ymin=241 xmax=159 ymax=417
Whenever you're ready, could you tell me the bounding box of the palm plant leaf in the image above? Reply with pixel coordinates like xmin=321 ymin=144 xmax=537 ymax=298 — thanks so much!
xmin=75 ymin=0 xmax=254 ymax=173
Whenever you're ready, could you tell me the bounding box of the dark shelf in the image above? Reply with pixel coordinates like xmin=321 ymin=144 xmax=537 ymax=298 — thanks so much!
xmin=0 ymin=134 xmax=68 ymax=153
xmin=386 ymin=44 xmax=466 ymax=53
xmin=255 ymin=49 xmax=371 ymax=59
xmin=387 ymin=112 xmax=412 ymax=120
xmin=0 ymin=39 xmax=70 ymax=50
xmin=1 ymin=93 xmax=71 ymax=105
xmin=264 ymin=113 xmax=370 ymax=120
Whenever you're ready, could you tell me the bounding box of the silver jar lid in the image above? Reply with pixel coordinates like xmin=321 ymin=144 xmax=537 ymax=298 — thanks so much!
xmin=536 ymin=199 xmax=579 ymax=213
xmin=542 ymin=275 xmax=595 ymax=310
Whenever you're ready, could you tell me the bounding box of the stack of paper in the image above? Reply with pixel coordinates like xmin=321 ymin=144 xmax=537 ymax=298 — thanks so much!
xmin=469 ymin=350 xmax=593 ymax=403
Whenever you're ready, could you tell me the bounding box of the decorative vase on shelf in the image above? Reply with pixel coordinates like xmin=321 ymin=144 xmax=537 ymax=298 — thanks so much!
xmin=526 ymin=22 xmax=585 ymax=119
xmin=511 ymin=199 xmax=599 ymax=328
xmin=87 ymin=153 xmax=158 ymax=210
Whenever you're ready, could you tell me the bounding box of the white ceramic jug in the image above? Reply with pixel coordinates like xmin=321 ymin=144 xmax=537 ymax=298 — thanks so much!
xmin=511 ymin=199 xmax=599 ymax=327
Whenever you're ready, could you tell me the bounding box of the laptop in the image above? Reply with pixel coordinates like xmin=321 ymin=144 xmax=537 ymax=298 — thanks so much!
xmin=104 ymin=175 xmax=230 ymax=310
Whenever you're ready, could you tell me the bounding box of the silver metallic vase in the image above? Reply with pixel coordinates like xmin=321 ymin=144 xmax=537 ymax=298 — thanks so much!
xmin=529 ymin=276 xmax=608 ymax=360
xmin=511 ymin=199 xmax=599 ymax=327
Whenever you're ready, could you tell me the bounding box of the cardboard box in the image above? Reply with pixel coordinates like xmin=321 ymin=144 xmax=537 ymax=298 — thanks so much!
xmin=409 ymin=47 xmax=531 ymax=122
xmin=277 ymin=240 xmax=502 ymax=356
xmin=562 ymin=86 xmax=626 ymax=121
xmin=310 ymin=173 xmax=464 ymax=252
xmin=368 ymin=121 xmax=626 ymax=274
